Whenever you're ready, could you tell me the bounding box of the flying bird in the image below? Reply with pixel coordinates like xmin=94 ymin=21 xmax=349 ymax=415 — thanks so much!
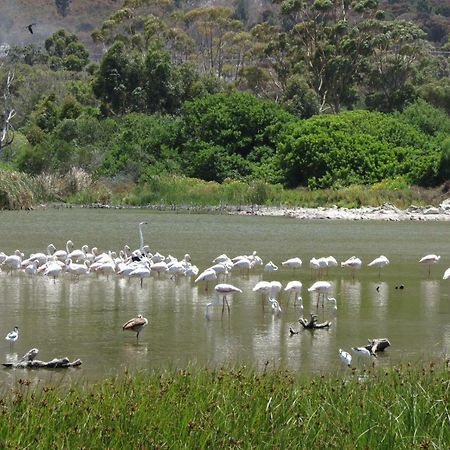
xmin=122 ymin=314 xmax=148 ymax=339
xmin=26 ymin=23 xmax=37 ymax=34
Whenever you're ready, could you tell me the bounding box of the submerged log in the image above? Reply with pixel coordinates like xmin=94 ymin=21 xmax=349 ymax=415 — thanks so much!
xmin=3 ymin=348 xmax=82 ymax=368
xmin=365 ymin=338 xmax=391 ymax=354
xmin=299 ymin=313 xmax=331 ymax=329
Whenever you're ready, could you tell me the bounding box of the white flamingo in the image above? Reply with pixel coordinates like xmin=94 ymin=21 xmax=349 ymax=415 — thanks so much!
xmin=368 ymin=255 xmax=390 ymax=278
xmin=205 ymin=283 xmax=242 ymax=319
xmin=443 ymin=267 xmax=450 ymax=280
xmin=308 ymin=280 xmax=331 ymax=309
xmin=282 ymin=257 xmax=302 ymax=272
xmin=419 ymin=254 xmax=440 ymax=277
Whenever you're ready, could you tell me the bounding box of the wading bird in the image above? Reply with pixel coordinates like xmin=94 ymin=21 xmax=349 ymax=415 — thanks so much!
xmin=205 ymin=283 xmax=242 ymax=319
xmin=368 ymin=255 xmax=390 ymax=279
xmin=284 ymin=280 xmax=303 ymax=307
xmin=419 ymin=254 xmax=440 ymax=277
xmin=5 ymin=326 xmax=19 ymax=349
xmin=308 ymin=280 xmax=331 ymax=309
xmin=122 ymin=314 xmax=148 ymax=340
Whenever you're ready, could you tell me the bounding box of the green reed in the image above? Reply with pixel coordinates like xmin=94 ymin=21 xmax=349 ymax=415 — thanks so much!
xmin=0 ymin=170 xmax=447 ymax=210
xmin=0 ymin=361 xmax=448 ymax=449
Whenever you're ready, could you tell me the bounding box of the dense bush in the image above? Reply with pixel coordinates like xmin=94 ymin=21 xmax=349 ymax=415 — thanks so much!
xmin=180 ymin=92 xmax=296 ymax=183
xmin=278 ymin=110 xmax=442 ymax=189
xmin=97 ymin=113 xmax=184 ymax=182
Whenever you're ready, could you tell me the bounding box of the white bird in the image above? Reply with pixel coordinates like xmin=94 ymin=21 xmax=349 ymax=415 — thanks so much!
xmin=264 ymin=261 xmax=278 ymax=272
xmin=44 ymin=261 xmax=63 ymax=282
xmin=2 ymin=250 xmax=23 ymax=273
xmin=284 ymin=281 xmax=303 ymax=307
xmin=282 ymin=257 xmax=302 ymax=271
xmin=138 ymin=221 xmax=148 ymax=254
xmin=327 ymin=297 xmax=337 ymax=314
xmin=205 ymin=283 xmax=242 ymax=319
xmin=351 ymin=346 xmax=374 ymax=359
xmin=341 ymin=256 xmax=362 ymax=278
xmin=339 ymin=348 xmax=352 ymax=367
xmin=252 ymin=280 xmax=272 ymax=308
xmin=129 ymin=263 xmax=151 ymax=287
xmin=308 ymin=280 xmax=331 ymax=309
xmin=368 ymin=255 xmax=390 ymax=278
xmin=66 ymin=259 xmax=90 ymax=277
xmin=443 ymin=267 xmax=450 ymax=280
xmin=122 ymin=314 xmax=148 ymax=339
xmin=267 ymin=297 xmax=282 ymax=316
xmin=5 ymin=326 xmax=19 ymax=349
xmin=195 ymin=268 xmax=217 ymax=291
xmin=419 ymin=254 xmax=440 ymax=277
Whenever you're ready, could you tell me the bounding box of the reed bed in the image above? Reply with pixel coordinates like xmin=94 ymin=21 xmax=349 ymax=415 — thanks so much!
xmin=0 ymin=169 xmax=447 ymax=210
xmin=1 ymin=361 xmax=448 ymax=448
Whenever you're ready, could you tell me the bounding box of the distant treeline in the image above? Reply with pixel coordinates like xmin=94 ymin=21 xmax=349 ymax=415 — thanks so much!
xmin=0 ymin=0 xmax=449 ymax=201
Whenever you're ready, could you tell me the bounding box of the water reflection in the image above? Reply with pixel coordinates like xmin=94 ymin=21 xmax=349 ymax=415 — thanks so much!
xmin=0 ymin=210 xmax=449 ymax=384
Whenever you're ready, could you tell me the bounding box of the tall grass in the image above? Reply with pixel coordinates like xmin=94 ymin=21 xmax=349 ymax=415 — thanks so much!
xmin=0 ymin=169 xmax=447 ymax=210
xmin=0 ymin=361 xmax=448 ymax=448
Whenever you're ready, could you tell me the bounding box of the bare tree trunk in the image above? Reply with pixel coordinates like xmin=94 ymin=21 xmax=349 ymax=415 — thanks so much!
xmin=0 ymin=70 xmax=16 ymax=155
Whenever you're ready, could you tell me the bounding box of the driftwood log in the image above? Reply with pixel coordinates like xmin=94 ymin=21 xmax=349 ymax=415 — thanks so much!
xmin=3 ymin=348 xmax=82 ymax=369
xmin=298 ymin=314 xmax=331 ymax=329
xmin=365 ymin=338 xmax=391 ymax=354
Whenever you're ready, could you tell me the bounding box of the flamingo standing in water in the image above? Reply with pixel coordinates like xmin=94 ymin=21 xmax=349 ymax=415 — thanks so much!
xmin=419 ymin=254 xmax=440 ymax=277
xmin=205 ymin=283 xmax=242 ymax=319
xmin=284 ymin=280 xmax=303 ymax=308
xmin=368 ymin=255 xmax=390 ymax=279
xmin=308 ymin=280 xmax=331 ymax=309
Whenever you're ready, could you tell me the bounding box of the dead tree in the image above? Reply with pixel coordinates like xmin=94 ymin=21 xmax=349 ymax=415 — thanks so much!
xmin=298 ymin=313 xmax=331 ymax=329
xmin=365 ymin=338 xmax=391 ymax=354
xmin=0 ymin=70 xmax=16 ymax=155
xmin=3 ymin=348 xmax=82 ymax=368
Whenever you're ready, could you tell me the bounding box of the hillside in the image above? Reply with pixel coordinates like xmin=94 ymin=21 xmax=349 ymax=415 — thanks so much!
xmin=0 ymin=0 xmax=121 ymax=59
xmin=1 ymin=0 xmax=449 ymax=62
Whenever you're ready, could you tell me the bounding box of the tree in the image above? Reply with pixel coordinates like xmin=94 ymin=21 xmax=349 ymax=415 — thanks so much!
xmin=55 ymin=0 xmax=71 ymax=17
xmin=256 ymin=0 xmax=381 ymax=112
xmin=93 ymin=41 xmax=141 ymax=114
xmin=362 ymin=20 xmax=431 ymax=112
xmin=44 ymin=29 xmax=89 ymax=72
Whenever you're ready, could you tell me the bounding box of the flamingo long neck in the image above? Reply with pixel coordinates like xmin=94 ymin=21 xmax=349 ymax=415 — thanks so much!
xmin=139 ymin=224 xmax=144 ymax=252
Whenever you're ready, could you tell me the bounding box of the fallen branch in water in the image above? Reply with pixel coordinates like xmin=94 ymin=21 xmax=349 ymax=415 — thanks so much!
xmin=298 ymin=314 xmax=331 ymax=329
xmin=3 ymin=348 xmax=82 ymax=368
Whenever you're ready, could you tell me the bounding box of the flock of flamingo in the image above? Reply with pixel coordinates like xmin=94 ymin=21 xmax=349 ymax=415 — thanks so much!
xmin=1 ymin=221 xmax=449 ymax=367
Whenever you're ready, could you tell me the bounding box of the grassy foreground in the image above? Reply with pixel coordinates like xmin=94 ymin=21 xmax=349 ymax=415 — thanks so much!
xmin=0 ymin=362 xmax=448 ymax=449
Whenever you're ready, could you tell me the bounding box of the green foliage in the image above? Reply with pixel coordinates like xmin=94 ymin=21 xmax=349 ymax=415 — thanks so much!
xmin=278 ymin=110 xmax=441 ymax=188
xmin=180 ymin=92 xmax=296 ymax=182
xmin=44 ymin=29 xmax=89 ymax=72
xmin=98 ymin=113 xmax=183 ymax=182
xmin=0 ymin=362 xmax=448 ymax=448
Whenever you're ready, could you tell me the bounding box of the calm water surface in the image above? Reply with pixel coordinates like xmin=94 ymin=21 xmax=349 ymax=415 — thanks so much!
xmin=0 ymin=208 xmax=449 ymax=386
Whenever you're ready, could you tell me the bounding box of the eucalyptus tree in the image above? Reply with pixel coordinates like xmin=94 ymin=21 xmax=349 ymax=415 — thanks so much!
xmin=361 ymin=19 xmax=433 ymax=112
xmin=272 ymin=0 xmax=381 ymax=113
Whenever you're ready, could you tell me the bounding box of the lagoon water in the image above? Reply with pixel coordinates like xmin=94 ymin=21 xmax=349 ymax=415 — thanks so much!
xmin=0 ymin=208 xmax=449 ymax=386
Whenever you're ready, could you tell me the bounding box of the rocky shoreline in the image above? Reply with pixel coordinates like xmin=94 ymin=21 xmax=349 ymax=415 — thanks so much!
xmin=76 ymin=198 xmax=450 ymax=221
xmin=237 ymin=200 xmax=450 ymax=221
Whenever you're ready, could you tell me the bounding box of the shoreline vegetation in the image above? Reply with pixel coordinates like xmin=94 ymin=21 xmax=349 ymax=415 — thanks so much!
xmin=1 ymin=170 xmax=450 ymax=220
xmin=1 ymin=361 xmax=448 ymax=448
